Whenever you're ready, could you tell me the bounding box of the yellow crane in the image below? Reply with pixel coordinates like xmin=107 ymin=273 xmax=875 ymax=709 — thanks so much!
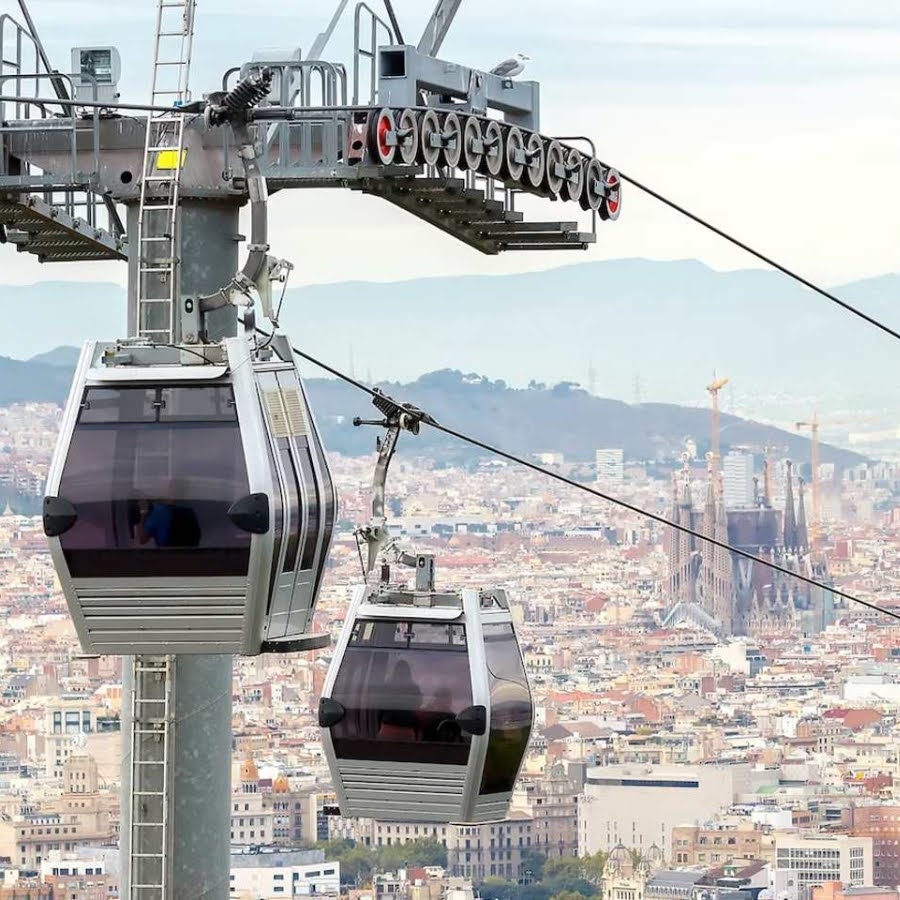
xmin=707 ymin=374 xmax=729 ymax=488
xmin=795 ymin=414 xmax=820 ymax=549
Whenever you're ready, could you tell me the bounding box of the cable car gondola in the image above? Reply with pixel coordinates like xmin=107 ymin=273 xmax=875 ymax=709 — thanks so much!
xmin=318 ymin=392 xmax=533 ymax=823
xmin=42 ymin=334 xmax=336 ymax=656
xmin=320 ymin=577 xmax=533 ymax=823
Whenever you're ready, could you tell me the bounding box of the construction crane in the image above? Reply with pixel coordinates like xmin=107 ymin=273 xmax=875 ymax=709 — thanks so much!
xmin=707 ymin=374 xmax=729 ymax=488
xmin=795 ymin=414 xmax=820 ymax=550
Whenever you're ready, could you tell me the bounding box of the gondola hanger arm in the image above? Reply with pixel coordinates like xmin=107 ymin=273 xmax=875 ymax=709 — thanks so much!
xmin=353 ymin=389 xmax=436 ymax=575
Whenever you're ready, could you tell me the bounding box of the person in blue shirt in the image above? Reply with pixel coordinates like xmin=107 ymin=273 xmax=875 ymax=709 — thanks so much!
xmin=135 ymin=480 xmax=201 ymax=548
xmin=137 ymin=499 xmax=174 ymax=546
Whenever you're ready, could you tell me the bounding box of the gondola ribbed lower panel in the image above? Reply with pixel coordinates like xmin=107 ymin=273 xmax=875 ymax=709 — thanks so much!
xmin=72 ymin=579 xmax=248 ymax=654
xmin=336 ymin=761 xmax=512 ymax=823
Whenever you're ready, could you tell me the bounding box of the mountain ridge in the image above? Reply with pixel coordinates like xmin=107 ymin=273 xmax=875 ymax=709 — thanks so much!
xmin=1 ymin=259 xmax=897 ymax=412
xmin=0 ymin=356 xmax=860 ymax=469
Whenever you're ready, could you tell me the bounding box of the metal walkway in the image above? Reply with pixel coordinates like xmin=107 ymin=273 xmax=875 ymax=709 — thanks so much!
xmin=0 ymin=192 xmax=126 ymax=262
xmin=358 ymin=175 xmax=595 ymax=254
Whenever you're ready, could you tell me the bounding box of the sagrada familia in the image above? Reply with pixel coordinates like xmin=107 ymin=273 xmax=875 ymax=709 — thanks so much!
xmin=663 ymin=458 xmax=835 ymax=638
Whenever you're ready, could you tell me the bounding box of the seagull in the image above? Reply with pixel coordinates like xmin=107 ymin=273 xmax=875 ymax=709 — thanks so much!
xmin=489 ymin=53 xmax=530 ymax=79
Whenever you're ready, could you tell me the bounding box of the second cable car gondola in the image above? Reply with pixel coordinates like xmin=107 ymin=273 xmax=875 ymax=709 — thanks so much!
xmin=319 ymin=574 xmax=533 ymax=823
xmin=42 ymin=333 xmax=336 ymax=656
xmin=317 ymin=390 xmax=532 ymax=823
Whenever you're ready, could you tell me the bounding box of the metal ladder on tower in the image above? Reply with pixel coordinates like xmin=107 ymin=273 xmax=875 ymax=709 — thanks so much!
xmin=129 ymin=656 xmax=175 ymax=899
xmin=135 ymin=0 xmax=197 ymax=343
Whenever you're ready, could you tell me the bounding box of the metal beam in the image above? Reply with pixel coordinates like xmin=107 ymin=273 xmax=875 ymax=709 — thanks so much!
xmin=15 ymin=0 xmax=71 ymax=102
xmin=377 ymin=46 xmax=540 ymax=130
xmin=417 ymin=0 xmax=464 ymax=58
xmin=382 ymin=0 xmax=405 ymax=46
xmin=307 ymin=0 xmax=352 ymax=61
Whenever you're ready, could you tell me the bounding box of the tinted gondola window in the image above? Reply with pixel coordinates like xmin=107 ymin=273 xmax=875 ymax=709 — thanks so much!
xmin=479 ymin=623 xmax=533 ymax=795
xmin=58 ymin=386 xmax=252 ymax=578
xmin=330 ymin=619 xmax=473 ymax=765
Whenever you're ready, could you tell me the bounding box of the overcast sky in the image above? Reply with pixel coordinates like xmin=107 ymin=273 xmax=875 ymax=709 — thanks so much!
xmin=2 ymin=0 xmax=899 ymax=287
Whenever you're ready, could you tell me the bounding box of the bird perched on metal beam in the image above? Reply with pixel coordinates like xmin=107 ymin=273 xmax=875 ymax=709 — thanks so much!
xmin=490 ymin=52 xmax=530 ymax=78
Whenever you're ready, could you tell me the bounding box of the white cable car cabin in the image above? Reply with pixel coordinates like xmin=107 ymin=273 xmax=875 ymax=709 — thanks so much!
xmin=42 ymin=334 xmax=336 ymax=656
xmin=319 ymin=570 xmax=533 ymax=823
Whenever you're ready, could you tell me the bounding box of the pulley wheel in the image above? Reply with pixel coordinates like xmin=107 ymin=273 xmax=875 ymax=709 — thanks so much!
xmin=543 ymin=140 xmax=565 ymax=196
xmin=367 ymin=108 xmax=397 ymax=166
xmin=581 ymin=158 xmax=605 ymax=211
xmin=462 ymin=115 xmax=484 ymax=171
xmin=600 ymin=167 xmax=622 ymax=221
xmin=480 ymin=119 xmax=504 ymax=178
xmin=396 ymin=108 xmax=419 ymax=165
xmin=562 ymin=147 xmax=584 ymax=204
xmin=439 ymin=112 xmax=463 ymax=169
xmin=523 ymin=131 xmax=545 ymax=190
xmin=417 ymin=109 xmax=441 ymax=167
xmin=503 ymin=125 xmax=525 ymax=183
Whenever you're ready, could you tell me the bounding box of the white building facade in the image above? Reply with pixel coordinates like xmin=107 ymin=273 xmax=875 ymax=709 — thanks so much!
xmin=229 ymin=858 xmax=340 ymax=898
xmin=723 ymin=451 xmax=755 ymax=508
xmin=772 ymin=833 xmax=872 ymax=900
xmin=578 ymin=764 xmax=747 ymax=856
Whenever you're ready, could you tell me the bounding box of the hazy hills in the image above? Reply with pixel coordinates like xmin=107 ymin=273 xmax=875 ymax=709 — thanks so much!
xmin=0 ymin=355 xmax=862 ymax=469
xmin=311 ymin=370 xmax=863 ymax=469
xmin=0 ymin=259 xmax=897 ymax=412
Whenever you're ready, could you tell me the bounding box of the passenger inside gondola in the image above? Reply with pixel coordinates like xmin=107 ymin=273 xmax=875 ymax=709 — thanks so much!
xmin=57 ymin=385 xmax=251 ymax=577
xmin=421 ymin=687 xmax=462 ymax=743
xmin=329 ymin=619 xmax=474 ymax=765
xmin=133 ymin=478 xmax=202 ymax=548
xmin=376 ymin=660 xmax=421 ymax=741
xmin=135 ymin=499 xmax=202 ymax=548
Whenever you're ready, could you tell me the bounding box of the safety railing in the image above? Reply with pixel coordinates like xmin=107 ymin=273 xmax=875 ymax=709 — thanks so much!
xmin=0 ymin=72 xmax=101 ymax=186
xmin=0 ymin=13 xmax=41 ymax=121
xmin=0 ymin=63 xmax=121 ymax=242
xmin=352 ymin=2 xmax=395 ymax=105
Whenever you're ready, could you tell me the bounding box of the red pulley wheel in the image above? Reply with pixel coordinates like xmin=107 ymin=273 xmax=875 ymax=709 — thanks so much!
xmin=600 ymin=167 xmax=622 ymax=221
xmin=367 ymin=108 xmax=397 ymax=166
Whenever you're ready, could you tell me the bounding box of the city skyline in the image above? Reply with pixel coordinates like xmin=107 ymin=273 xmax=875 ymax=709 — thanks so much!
xmin=2 ymin=1 xmax=900 ymax=898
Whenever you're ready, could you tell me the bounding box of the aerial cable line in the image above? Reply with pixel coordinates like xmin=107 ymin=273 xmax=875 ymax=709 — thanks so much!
xmin=603 ymin=165 xmax=900 ymax=345
xmin=275 ymin=334 xmax=900 ymax=626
